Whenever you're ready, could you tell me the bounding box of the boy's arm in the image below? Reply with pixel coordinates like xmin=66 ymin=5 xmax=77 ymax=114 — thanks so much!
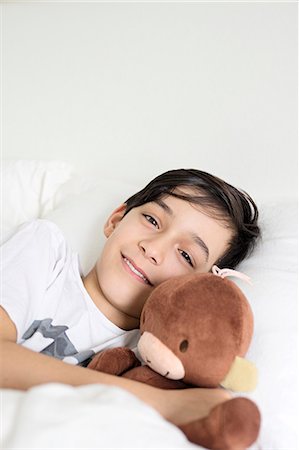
xmin=0 ymin=307 xmax=231 ymax=430
xmin=0 ymin=306 xmax=168 ymax=415
xmin=0 ymin=306 xmax=110 ymax=388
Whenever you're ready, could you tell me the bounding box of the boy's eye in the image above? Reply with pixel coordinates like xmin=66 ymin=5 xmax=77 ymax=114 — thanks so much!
xmin=179 ymin=249 xmax=194 ymax=267
xmin=143 ymin=214 xmax=159 ymax=228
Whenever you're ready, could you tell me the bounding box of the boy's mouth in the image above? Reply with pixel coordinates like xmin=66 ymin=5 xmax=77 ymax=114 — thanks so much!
xmin=121 ymin=254 xmax=153 ymax=286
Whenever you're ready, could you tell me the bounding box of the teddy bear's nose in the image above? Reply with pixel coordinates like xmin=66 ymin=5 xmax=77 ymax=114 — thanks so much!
xmin=138 ymin=331 xmax=185 ymax=380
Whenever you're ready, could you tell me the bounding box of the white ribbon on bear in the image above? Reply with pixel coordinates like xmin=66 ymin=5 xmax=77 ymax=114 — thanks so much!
xmin=212 ymin=265 xmax=252 ymax=285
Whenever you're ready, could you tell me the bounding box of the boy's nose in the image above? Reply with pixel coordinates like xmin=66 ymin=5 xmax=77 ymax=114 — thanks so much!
xmin=139 ymin=239 xmax=164 ymax=265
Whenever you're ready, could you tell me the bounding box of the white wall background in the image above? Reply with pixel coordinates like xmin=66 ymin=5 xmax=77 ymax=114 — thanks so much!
xmin=2 ymin=1 xmax=298 ymax=202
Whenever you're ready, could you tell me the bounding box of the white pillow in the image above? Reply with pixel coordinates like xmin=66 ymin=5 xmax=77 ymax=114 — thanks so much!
xmin=1 ymin=160 xmax=75 ymax=244
xmin=237 ymin=199 xmax=298 ymax=449
xmin=237 ymin=199 xmax=297 ymax=332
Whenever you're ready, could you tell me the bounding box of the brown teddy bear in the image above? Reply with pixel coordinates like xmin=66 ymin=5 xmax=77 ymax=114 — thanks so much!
xmin=88 ymin=270 xmax=261 ymax=450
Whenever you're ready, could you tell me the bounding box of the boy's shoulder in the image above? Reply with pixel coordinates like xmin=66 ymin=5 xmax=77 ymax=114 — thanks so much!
xmin=29 ymin=219 xmax=68 ymax=246
xmin=9 ymin=219 xmax=67 ymax=251
xmin=2 ymin=219 xmax=72 ymax=281
xmin=29 ymin=218 xmax=63 ymax=233
xmin=19 ymin=218 xmax=64 ymax=235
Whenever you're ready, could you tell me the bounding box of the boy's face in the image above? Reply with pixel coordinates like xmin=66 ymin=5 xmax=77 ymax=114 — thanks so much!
xmin=92 ymin=192 xmax=233 ymax=324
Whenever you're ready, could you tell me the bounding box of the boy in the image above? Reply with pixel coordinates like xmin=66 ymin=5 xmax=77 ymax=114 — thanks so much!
xmin=0 ymin=169 xmax=260 ymax=430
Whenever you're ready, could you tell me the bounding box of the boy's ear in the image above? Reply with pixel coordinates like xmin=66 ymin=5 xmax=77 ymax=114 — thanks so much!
xmin=104 ymin=204 xmax=127 ymax=237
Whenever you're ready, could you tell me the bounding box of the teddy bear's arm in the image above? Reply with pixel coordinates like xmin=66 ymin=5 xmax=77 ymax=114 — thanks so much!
xmin=87 ymin=347 xmax=141 ymax=375
xmin=123 ymin=365 xmax=187 ymax=389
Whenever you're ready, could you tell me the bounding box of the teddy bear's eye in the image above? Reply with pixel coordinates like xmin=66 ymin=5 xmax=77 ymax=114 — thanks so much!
xmin=179 ymin=340 xmax=189 ymax=352
xmin=141 ymin=312 xmax=146 ymax=325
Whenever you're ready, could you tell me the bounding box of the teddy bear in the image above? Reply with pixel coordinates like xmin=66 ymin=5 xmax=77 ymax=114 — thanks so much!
xmin=87 ymin=269 xmax=261 ymax=450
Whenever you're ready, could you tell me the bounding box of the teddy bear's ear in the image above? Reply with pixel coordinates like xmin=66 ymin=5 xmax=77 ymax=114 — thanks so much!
xmin=220 ymin=356 xmax=258 ymax=392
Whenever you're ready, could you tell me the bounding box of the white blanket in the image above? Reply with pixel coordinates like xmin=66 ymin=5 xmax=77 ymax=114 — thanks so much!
xmin=1 ymin=383 xmax=200 ymax=449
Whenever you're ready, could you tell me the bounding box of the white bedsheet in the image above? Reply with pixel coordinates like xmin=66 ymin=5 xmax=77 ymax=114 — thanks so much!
xmin=1 ymin=383 xmax=200 ymax=449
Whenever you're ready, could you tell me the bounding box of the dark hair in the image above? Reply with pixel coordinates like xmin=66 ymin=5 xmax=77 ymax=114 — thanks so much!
xmin=124 ymin=169 xmax=260 ymax=269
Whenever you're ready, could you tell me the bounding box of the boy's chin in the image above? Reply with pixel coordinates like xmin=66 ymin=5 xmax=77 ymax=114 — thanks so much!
xmin=115 ymin=299 xmax=145 ymax=321
xmin=109 ymin=291 xmax=147 ymax=320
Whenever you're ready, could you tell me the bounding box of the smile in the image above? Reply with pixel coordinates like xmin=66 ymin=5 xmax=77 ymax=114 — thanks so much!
xmin=121 ymin=254 xmax=153 ymax=286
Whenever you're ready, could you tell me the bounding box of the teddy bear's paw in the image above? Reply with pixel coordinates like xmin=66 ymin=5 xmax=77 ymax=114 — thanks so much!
xmin=179 ymin=397 xmax=261 ymax=450
xmin=123 ymin=365 xmax=187 ymax=389
xmin=87 ymin=347 xmax=141 ymax=375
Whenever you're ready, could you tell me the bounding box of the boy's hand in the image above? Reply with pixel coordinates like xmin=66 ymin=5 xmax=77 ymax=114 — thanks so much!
xmin=87 ymin=347 xmax=141 ymax=376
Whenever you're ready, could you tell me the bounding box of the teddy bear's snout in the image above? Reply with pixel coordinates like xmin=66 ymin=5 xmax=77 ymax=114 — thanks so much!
xmin=138 ymin=331 xmax=185 ymax=380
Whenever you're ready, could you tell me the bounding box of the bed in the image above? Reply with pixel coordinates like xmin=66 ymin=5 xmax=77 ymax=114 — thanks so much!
xmin=1 ymin=159 xmax=298 ymax=449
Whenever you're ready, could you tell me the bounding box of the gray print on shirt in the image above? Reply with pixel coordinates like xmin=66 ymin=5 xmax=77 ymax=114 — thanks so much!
xmin=23 ymin=319 xmax=68 ymax=340
xmin=22 ymin=318 xmax=95 ymax=365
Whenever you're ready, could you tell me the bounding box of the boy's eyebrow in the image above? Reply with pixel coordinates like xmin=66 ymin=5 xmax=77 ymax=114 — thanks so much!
xmin=154 ymin=198 xmax=173 ymax=215
xmin=153 ymin=199 xmax=210 ymax=261
xmin=191 ymin=234 xmax=210 ymax=262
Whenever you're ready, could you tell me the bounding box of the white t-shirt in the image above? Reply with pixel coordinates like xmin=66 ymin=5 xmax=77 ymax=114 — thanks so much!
xmin=1 ymin=219 xmax=140 ymax=366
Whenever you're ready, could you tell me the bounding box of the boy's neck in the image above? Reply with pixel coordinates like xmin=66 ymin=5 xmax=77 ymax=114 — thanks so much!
xmin=81 ymin=267 xmax=140 ymax=331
